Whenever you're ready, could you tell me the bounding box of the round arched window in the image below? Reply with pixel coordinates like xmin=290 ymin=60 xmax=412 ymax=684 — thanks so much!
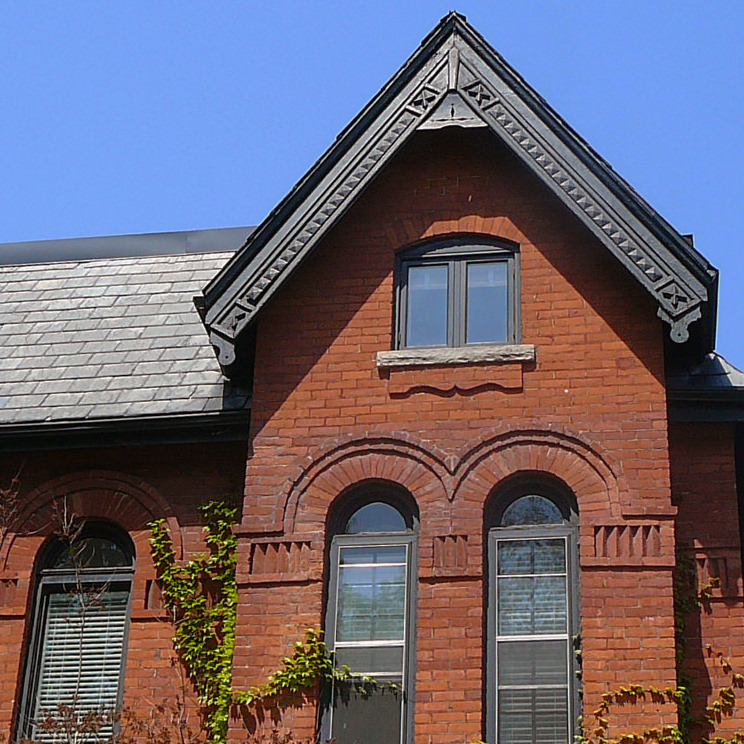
xmin=19 ymin=523 xmax=134 ymax=741
xmin=345 ymin=501 xmax=408 ymax=534
xmin=500 ymin=494 xmax=563 ymax=526
xmin=487 ymin=481 xmax=578 ymax=744
xmin=325 ymin=486 xmax=417 ymax=744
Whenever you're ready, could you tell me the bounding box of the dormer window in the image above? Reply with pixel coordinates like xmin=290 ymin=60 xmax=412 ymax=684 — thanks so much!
xmin=396 ymin=238 xmax=519 ymax=349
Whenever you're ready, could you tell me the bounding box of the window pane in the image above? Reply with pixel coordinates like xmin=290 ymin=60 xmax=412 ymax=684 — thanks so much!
xmin=406 ymin=264 xmax=448 ymax=347
xmin=332 ymin=679 xmax=403 ymax=744
xmin=337 ymin=565 xmax=406 ymax=642
xmin=498 ymin=575 xmax=567 ymax=635
xmin=335 ymin=645 xmax=404 ymax=675
xmin=501 ymin=496 xmax=563 ymax=527
xmin=533 ymin=541 xmax=566 ymax=574
xmin=533 ymin=576 xmax=568 ymax=634
xmin=466 ymin=261 xmax=508 ymax=343
xmin=498 ymin=688 xmax=569 ymax=744
xmin=32 ymin=588 xmax=128 ymax=740
xmin=498 ymin=539 xmax=566 ymax=576
xmin=340 ymin=545 xmax=407 ymax=565
xmin=346 ymin=503 xmax=407 ymax=534
xmin=498 ymin=640 xmax=567 ymax=686
xmin=51 ymin=537 xmax=131 ymax=569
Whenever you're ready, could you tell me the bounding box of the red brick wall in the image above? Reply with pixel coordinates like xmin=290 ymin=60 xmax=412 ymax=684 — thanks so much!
xmin=671 ymin=422 xmax=744 ymax=740
xmin=234 ymin=128 xmax=680 ymax=742
xmin=0 ymin=440 xmax=246 ymax=736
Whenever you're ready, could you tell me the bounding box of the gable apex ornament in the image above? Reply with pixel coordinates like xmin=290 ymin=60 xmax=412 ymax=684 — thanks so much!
xmin=199 ymin=12 xmax=717 ymax=370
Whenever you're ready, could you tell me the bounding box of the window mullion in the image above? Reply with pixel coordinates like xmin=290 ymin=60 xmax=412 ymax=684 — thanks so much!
xmin=451 ymin=259 xmax=463 ymax=346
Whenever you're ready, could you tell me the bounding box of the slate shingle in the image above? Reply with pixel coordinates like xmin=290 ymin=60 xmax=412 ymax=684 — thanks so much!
xmin=0 ymin=250 xmax=246 ymax=425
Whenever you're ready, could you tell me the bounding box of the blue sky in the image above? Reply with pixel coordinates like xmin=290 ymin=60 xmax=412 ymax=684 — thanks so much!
xmin=1 ymin=1 xmax=742 ymax=362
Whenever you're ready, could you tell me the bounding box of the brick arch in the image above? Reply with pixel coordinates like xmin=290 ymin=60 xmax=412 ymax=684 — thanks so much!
xmin=386 ymin=216 xmax=526 ymax=252
xmin=281 ymin=431 xmax=453 ymax=535
xmin=453 ymin=425 xmax=625 ymax=521
xmin=1 ymin=470 xmax=182 ymax=573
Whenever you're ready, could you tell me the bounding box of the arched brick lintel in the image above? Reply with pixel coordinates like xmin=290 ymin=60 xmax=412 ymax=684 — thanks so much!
xmin=280 ymin=424 xmax=624 ymax=536
xmin=281 ymin=432 xmax=452 ymax=535
xmin=385 ymin=216 xmax=526 ymax=251
xmin=1 ymin=470 xmax=182 ymax=572
xmin=453 ymin=426 xmax=625 ymax=520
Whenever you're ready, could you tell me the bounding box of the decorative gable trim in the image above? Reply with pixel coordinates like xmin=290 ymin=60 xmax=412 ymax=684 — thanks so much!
xmin=200 ymin=13 xmax=717 ymax=368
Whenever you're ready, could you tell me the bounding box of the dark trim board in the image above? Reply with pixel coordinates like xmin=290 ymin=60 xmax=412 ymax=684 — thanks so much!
xmin=0 ymin=410 xmax=251 ymax=452
xmin=668 ymin=390 xmax=744 ymax=423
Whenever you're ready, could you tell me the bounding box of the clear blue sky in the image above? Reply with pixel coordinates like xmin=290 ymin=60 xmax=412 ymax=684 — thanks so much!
xmin=1 ymin=1 xmax=742 ymax=362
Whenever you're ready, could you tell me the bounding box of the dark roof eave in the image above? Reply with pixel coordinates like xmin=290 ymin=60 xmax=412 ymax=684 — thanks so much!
xmin=0 ymin=409 xmax=251 ymax=452
xmin=668 ymin=388 xmax=744 ymax=423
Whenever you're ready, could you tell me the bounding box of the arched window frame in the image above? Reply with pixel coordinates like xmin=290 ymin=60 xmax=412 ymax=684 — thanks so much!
xmin=486 ymin=478 xmax=580 ymax=744
xmin=395 ymin=236 xmax=521 ymax=349
xmin=17 ymin=522 xmax=135 ymax=742
xmin=323 ymin=483 xmax=418 ymax=744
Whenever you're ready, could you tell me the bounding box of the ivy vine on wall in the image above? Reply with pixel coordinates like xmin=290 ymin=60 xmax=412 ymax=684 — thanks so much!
xmin=149 ymin=502 xmax=355 ymax=743
xmin=149 ymin=500 xmax=239 ymax=744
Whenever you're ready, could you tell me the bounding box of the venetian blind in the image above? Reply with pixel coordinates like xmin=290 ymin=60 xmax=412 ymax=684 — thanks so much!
xmin=30 ymin=587 xmax=128 ymax=740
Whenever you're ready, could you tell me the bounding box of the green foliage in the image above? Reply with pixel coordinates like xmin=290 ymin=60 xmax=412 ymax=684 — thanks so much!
xmin=149 ymin=500 xmax=239 ymax=744
xmin=233 ymin=628 xmax=338 ymax=707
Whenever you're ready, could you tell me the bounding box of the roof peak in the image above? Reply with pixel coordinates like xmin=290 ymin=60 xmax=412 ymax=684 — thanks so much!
xmin=199 ymin=13 xmax=718 ymax=371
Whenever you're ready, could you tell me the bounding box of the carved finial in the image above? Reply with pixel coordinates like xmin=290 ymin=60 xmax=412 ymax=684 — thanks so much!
xmin=448 ymin=47 xmax=460 ymax=91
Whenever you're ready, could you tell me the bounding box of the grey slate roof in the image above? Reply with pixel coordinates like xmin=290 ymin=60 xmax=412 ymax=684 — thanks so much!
xmin=0 ymin=226 xmax=252 ymax=266
xmin=0 ymin=250 xmax=248 ymax=426
xmin=668 ymin=353 xmax=744 ymax=390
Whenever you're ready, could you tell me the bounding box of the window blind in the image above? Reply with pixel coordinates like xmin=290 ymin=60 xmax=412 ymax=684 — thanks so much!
xmin=30 ymin=587 xmax=128 ymax=740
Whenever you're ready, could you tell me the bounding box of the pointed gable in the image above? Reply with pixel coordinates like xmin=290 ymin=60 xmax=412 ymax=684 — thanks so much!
xmin=198 ymin=12 xmax=717 ymax=371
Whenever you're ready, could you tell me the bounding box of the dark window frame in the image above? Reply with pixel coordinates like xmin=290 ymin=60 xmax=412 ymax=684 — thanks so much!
xmin=395 ymin=237 xmax=520 ymax=349
xmin=485 ymin=484 xmax=580 ymax=744
xmin=16 ymin=523 xmax=134 ymax=741
xmin=322 ymin=488 xmax=418 ymax=744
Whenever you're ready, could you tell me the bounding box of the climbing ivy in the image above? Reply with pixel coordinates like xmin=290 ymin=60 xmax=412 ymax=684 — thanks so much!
xmin=233 ymin=628 xmax=340 ymax=707
xmin=149 ymin=500 xmax=239 ymax=744
xmin=576 ymin=551 xmax=743 ymax=744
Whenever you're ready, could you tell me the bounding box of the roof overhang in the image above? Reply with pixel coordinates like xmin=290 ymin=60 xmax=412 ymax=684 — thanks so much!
xmin=668 ymin=390 xmax=744 ymax=423
xmin=199 ymin=12 xmax=718 ymax=370
xmin=0 ymin=410 xmax=251 ymax=452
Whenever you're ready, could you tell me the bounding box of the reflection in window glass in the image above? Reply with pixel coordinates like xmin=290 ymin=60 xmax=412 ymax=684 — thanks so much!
xmin=493 ymin=530 xmax=572 ymax=744
xmin=329 ymin=499 xmax=413 ymax=744
xmin=52 ymin=538 xmax=132 ymax=570
xmin=346 ymin=503 xmax=407 ymax=534
xmin=466 ymin=261 xmax=508 ymax=343
xmin=337 ymin=559 xmax=406 ymax=642
xmin=406 ymin=264 xmax=448 ymax=347
xmin=501 ymin=495 xmax=563 ymax=527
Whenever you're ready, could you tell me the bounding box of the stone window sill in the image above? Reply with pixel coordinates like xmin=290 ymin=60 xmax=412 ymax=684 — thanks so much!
xmin=376 ymin=343 xmax=535 ymax=369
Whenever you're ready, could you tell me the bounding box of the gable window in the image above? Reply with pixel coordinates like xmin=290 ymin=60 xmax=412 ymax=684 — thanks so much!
xmin=324 ymin=488 xmax=417 ymax=744
xmin=487 ymin=485 xmax=579 ymax=744
xmin=17 ymin=524 xmax=134 ymax=742
xmin=397 ymin=238 xmax=519 ymax=349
